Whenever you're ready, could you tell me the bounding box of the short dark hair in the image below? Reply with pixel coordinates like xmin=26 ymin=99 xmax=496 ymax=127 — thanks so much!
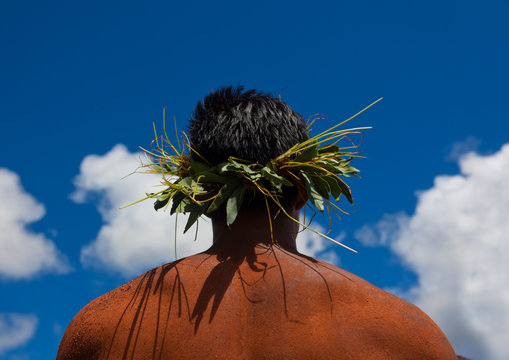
xmin=188 ymin=86 xmax=309 ymax=165
xmin=188 ymin=86 xmax=309 ymax=215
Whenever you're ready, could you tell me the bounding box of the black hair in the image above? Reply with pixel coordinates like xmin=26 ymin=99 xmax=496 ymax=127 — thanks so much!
xmin=188 ymin=86 xmax=309 ymax=165
xmin=188 ymin=86 xmax=309 ymax=215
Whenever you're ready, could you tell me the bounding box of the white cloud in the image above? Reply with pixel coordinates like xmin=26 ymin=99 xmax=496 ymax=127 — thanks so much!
xmin=0 ymin=313 xmax=38 ymax=355
xmin=296 ymin=225 xmax=342 ymax=266
xmin=0 ymin=168 xmax=70 ymax=280
xmin=355 ymin=211 xmax=408 ymax=248
xmin=355 ymin=144 xmax=509 ymax=360
xmin=446 ymin=136 xmax=481 ymax=161
xmin=71 ymin=144 xmax=213 ymax=277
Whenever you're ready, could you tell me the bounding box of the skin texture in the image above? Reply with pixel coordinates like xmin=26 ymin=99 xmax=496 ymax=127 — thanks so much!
xmin=57 ymin=205 xmax=457 ymax=360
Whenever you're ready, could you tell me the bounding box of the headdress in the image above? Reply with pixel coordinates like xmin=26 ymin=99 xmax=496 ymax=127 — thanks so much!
xmin=124 ymin=98 xmax=381 ymax=253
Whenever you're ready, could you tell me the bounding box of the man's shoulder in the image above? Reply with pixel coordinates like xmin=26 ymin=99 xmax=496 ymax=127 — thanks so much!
xmin=56 ymin=256 xmax=209 ymax=359
xmin=280 ymin=254 xmax=457 ymax=359
xmin=56 ymin=278 xmax=136 ymax=359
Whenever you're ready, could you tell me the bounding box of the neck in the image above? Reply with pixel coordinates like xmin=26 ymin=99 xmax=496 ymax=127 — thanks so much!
xmin=208 ymin=206 xmax=300 ymax=255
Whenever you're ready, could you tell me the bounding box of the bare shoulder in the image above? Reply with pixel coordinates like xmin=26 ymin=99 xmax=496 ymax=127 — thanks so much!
xmin=56 ymin=275 xmax=141 ymax=360
xmin=302 ymin=255 xmax=457 ymax=359
xmin=56 ymin=255 xmax=210 ymax=360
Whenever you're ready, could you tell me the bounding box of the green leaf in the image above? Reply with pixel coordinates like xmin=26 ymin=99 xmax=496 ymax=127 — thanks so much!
xmin=170 ymin=192 xmax=186 ymax=214
xmin=177 ymin=177 xmax=193 ymax=189
xmin=154 ymin=191 xmax=171 ymax=211
xmin=175 ymin=196 xmax=194 ymax=213
xmin=342 ymin=165 xmax=360 ymax=177
xmin=219 ymin=160 xmax=243 ymax=172
xmin=183 ymin=203 xmax=205 ymax=233
xmin=313 ymin=160 xmax=341 ymax=174
xmin=336 ymin=176 xmax=354 ymax=204
xmin=218 ymin=162 xmax=240 ymax=173
xmin=333 ymin=158 xmax=360 ymax=176
xmin=153 ymin=191 xmax=170 ymax=201
xmin=207 ymin=177 xmax=242 ymax=214
xmin=188 ymin=183 xmax=206 ymax=195
xmin=261 ymin=167 xmax=292 ymax=191
xmin=312 ymin=176 xmax=331 ymax=200
xmin=238 ymin=163 xmax=256 ymax=175
xmin=294 ymin=145 xmax=318 ymax=163
xmin=289 ymin=163 xmax=326 ymax=175
xmin=266 ymin=160 xmax=276 ymax=171
xmin=219 ymin=160 xmax=259 ymax=178
xmin=189 ymin=158 xmax=210 ymax=174
xmin=322 ymin=176 xmax=342 ymax=201
xmin=197 ymin=171 xmax=229 ymax=184
xmin=226 ymin=186 xmax=245 ymax=227
xmin=244 ymin=172 xmax=262 ymax=182
xmin=218 ymin=160 xmax=264 ymax=182
xmin=318 ymin=144 xmax=340 ymax=154
xmin=301 ymin=172 xmax=324 ymax=212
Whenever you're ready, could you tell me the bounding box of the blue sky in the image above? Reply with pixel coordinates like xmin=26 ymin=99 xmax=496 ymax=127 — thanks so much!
xmin=1 ymin=1 xmax=508 ymax=359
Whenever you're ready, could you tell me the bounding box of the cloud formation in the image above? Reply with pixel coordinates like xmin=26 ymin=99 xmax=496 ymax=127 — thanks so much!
xmin=446 ymin=136 xmax=481 ymax=162
xmin=71 ymin=144 xmax=213 ymax=277
xmin=0 ymin=168 xmax=70 ymax=280
xmin=355 ymin=144 xmax=509 ymax=360
xmin=296 ymin=225 xmax=342 ymax=266
xmin=0 ymin=313 xmax=38 ymax=355
xmin=72 ymin=145 xmax=342 ymax=277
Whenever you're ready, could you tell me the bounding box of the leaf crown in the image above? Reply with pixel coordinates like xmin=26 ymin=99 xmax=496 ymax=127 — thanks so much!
xmin=125 ymin=98 xmax=380 ymax=252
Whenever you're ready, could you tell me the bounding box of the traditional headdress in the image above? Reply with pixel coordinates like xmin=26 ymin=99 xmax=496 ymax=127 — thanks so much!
xmin=125 ymin=97 xmax=380 ymax=253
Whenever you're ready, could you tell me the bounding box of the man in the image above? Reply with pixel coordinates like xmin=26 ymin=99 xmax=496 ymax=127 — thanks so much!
xmin=57 ymin=87 xmax=457 ymax=359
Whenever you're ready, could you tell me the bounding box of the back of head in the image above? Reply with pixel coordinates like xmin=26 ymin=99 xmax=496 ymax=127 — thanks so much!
xmin=188 ymin=86 xmax=309 ymax=166
xmin=188 ymin=86 xmax=309 ymax=216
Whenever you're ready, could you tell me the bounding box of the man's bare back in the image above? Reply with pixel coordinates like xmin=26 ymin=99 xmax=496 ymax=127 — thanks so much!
xmin=57 ymin=245 xmax=456 ymax=359
xmin=58 ymin=87 xmax=458 ymax=359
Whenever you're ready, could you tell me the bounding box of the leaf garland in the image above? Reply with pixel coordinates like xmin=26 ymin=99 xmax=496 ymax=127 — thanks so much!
xmin=122 ymin=98 xmax=382 ymax=252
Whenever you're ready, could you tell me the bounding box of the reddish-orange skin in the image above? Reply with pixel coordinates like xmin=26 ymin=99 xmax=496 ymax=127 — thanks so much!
xmin=57 ymin=245 xmax=457 ymax=359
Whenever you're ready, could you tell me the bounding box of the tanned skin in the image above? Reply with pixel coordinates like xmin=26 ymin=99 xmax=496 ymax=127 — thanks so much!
xmin=57 ymin=199 xmax=457 ymax=359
